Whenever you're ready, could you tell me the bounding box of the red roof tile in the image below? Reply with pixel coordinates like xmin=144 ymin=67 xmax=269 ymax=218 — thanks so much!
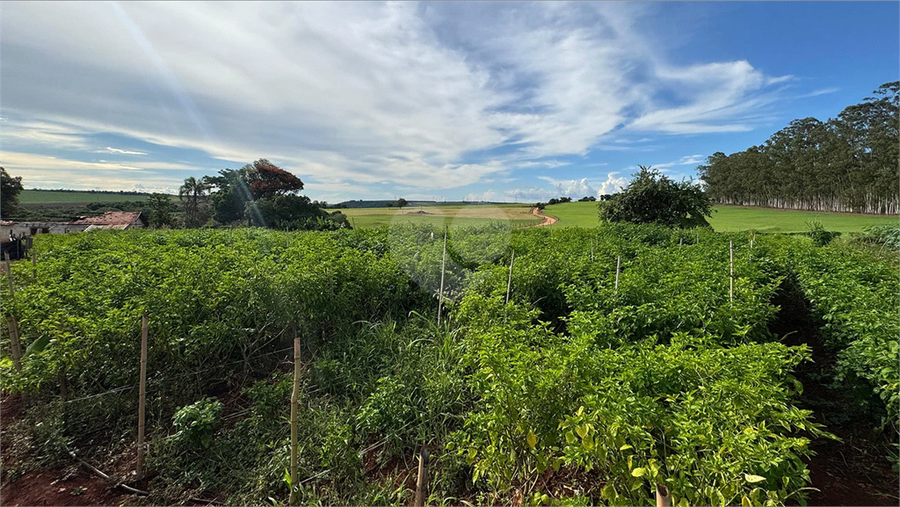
xmin=72 ymin=211 xmax=145 ymax=226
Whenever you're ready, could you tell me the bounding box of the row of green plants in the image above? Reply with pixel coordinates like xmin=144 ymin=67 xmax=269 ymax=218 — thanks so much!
xmin=450 ymin=294 xmax=825 ymax=506
xmin=763 ymin=236 xmax=899 ymax=432
xmin=2 ymin=223 xmax=896 ymax=505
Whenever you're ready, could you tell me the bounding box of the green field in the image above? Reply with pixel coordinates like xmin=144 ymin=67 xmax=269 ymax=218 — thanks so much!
xmin=340 ymin=203 xmax=540 ymax=228
xmin=544 ymin=201 xmax=898 ymax=233
xmin=19 ymin=189 xmax=150 ymax=204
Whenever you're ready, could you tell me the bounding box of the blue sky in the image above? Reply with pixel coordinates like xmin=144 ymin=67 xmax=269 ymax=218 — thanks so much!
xmin=1 ymin=2 xmax=897 ymax=203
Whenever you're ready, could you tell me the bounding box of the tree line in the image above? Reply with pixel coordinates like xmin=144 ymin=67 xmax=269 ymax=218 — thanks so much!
xmin=698 ymin=82 xmax=899 ymax=214
xmin=149 ymin=159 xmax=349 ymax=230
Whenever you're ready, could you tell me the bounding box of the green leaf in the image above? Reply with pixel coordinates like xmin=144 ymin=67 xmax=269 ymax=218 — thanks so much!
xmin=565 ymin=431 xmax=576 ymax=444
xmin=575 ymin=424 xmax=587 ymax=439
xmin=25 ymin=334 xmax=50 ymax=356
xmin=619 ymin=444 xmax=633 ymax=451
xmin=582 ymin=433 xmax=594 ymax=450
xmin=527 ymin=430 xmax=537 ymax=449
xmin=631 ymin=467 xmax=646 ymax=477
xmin=744 ymin=473 xmax=766 ymax=483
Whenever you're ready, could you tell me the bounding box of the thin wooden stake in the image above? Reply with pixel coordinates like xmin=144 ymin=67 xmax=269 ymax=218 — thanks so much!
xmin=136 ymin=313 xmax=148 ymax=480
xmin=729 ymin=240 xmax=734 ymax=303
xmin=505 ymin=250 xmax=515 ymax=305
xmin=6 ymin=315 xmax=21 ymax=371
xmin=4 ymin=251 xmax=22 ymax=371
xmin=5 ymin=251 xmax=15 ymax=299
xmin=749 ymin=233 xmax=755 ymax=263
xmin=614 ymin=255 xmax=621 ymax=292
xmin=437 ymin=226 xmax=447 ymax=326
xmin=656 ymin=484 xmax=671 ymax=507
xmin=414 ymin=446 xmax=430 ymax=507
xmin=590 ymin=239 xmax=594 ymax=262
xmin=290 ymin=334 xmax=301 ymax=506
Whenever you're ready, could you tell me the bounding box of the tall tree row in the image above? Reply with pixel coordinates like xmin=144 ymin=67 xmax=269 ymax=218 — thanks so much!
xmin=699 ymin=82 xmax=899 ymax=214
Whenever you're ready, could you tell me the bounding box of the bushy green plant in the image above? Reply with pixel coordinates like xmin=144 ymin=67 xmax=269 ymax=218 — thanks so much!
xmin=450 ymin=294 xmax=827 ymax=506
xmin=805 ymin=220 xmax=840 ymax=246
xmin=858 ymin=224 xmax=900 ymax=249
xmin=172 ymin=397 xmax=223 ymax=450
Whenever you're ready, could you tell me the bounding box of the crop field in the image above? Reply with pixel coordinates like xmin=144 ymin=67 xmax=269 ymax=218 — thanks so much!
xmin=543 ymin=202 xmax=899 ymax=233
xmin=1 ymin=224 xmax=897 ymax=506
xmin=19 ymin=189 xmax=151 ymax=204
xmin=340 ymin=203 xmax=541 ymax=228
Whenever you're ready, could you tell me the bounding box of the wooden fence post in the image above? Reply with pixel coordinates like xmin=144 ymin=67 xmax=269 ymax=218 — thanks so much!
xmin=414 ymin=446 xmax=430 ymax=507
xmin=136 ymin=313 xmax=148 ymax=480
xmin=437 ymin=226 xmax=447 ymax=326
xmin=729 ymin=240 xmax=734 ymax=303
xmin=5 ymin=251 xmax=14 ymax=299
xmin=290 ymin=334 xmax=301 ymax=506
xmin=505 ymin=250 xmax=515 ymax=305
xmin=4 ymin=252 xmax=22 ymax=371
xmin=614 ymin=255 xmax=621 ymax=292
xmin=6 ymin=315 xmax=21 ymax=372
xmin=656 ymin=484 xmax=671 ymax=507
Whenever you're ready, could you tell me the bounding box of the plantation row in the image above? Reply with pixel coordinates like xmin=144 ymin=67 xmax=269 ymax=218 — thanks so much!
xmin=1 ymin=224 xmax=896 ymax=506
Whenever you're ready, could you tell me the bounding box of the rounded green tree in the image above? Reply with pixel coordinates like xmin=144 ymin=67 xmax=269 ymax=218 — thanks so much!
xmin=599 ymin=166 xmax=712 ymax=228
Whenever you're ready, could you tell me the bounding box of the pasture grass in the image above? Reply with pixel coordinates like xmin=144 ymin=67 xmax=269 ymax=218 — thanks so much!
xmin=340 ymin=203 xmax=540 ymax=229
xmin=20 ymin=189 xmax=150 ymax=204
xmin=544 ymin=201 xmax=898 ymax=233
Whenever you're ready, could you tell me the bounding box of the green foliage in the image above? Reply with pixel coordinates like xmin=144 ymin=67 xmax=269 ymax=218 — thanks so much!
xmin=173 ymin=397 xmax=224 ymax=450
xmin=147 ymin=193 xmax=178 ymax=228
xmin=699 ymin=82 xmax=899 ymax=214
xmin=858 ymin=224 xmax=900 ymax=249
xmin=3 ymin=223 xmax=896 ymax=506
xmin=600 ymin=166 xmax=712 ymax=228
xmin=804 ymin=220 xmax=840 ymax=246
xmin=765 ymin=236 xmax=900 ymax=432
xmin=179 ymin=176 xmax=211 ymax=228
xmin=1 ymin=167 xmax=24 ymax=218
xmin=248 ymin=194 xmax=349 ymax=230
xmin=450 ymin=293 xmax=825 ymax=506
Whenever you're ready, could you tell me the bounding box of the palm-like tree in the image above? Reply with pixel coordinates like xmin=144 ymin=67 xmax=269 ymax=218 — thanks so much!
xmin=179 ymin=177 xmax=209 ymax=228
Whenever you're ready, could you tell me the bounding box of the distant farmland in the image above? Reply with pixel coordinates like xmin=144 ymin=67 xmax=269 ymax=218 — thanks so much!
xmin=19 ymin=189 xmax=152 ymax=204
xmin=339 ymin=203 xmax=541 ymax=228
xmin=543 ymin=201 xmax=899 ymax=233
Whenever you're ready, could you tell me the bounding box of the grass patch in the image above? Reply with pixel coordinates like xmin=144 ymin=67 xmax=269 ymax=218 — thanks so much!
xmin=19 ymin=190 xmax=151 ymax=204
xmin=544 ymin=202 xmax=898 ymax=233
xmin=340 ymin=204 xmax=540 ymax=229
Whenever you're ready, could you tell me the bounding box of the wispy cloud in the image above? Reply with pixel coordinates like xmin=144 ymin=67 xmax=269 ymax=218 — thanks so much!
xmin=100 ymin=147 xmax=148 ymax=156
xmin=1 ymin=2 xmax=802 ymax=197
xmin=653 ymin=154 xmax=706 ymax=169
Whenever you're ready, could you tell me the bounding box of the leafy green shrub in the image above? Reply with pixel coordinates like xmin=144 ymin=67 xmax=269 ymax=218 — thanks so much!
xmin=805 ymin=220 xmax=840 ymax=246
xmin=858 ymin=224 xmax=900 ymax=249
xmin=450 ymin=293 xmax=827 ymax=506
xmin=172 ymin=397 xmax=223 ymax=450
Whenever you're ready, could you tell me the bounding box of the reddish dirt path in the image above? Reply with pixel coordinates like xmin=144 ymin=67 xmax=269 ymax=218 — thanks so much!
xmin=529 ymin=207 xmax=559 ymax=227
xmin=0 ymin=469 xmax=132 ymax=507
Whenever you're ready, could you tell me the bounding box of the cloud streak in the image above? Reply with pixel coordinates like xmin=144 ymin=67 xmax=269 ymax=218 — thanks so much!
xmin=2 ymin=2 xmax=800 ymax=198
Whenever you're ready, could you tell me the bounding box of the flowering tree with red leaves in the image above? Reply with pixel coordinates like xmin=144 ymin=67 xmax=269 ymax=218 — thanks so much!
xmin=244 ymin=159 xmax=304 ymax=200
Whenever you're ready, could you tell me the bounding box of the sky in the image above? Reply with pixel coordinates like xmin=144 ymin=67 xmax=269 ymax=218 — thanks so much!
xmin=1 ymin=1 xmax=897 ymax=203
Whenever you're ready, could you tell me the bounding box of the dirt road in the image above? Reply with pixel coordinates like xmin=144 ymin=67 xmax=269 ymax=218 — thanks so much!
xmin=529 ymin=207 xmax=559 ymax=227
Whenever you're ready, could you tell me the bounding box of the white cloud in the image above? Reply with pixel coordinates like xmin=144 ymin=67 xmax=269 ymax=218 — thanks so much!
xmin=598 ymin=173 xmax=628 ymax=194
xmin=653 ymin=154 xmax=706 ymax=169
xmin=1 ymin=2 xmax=795 ymax=195
xmin=101 ymin=147 xmax=148 ymax=155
